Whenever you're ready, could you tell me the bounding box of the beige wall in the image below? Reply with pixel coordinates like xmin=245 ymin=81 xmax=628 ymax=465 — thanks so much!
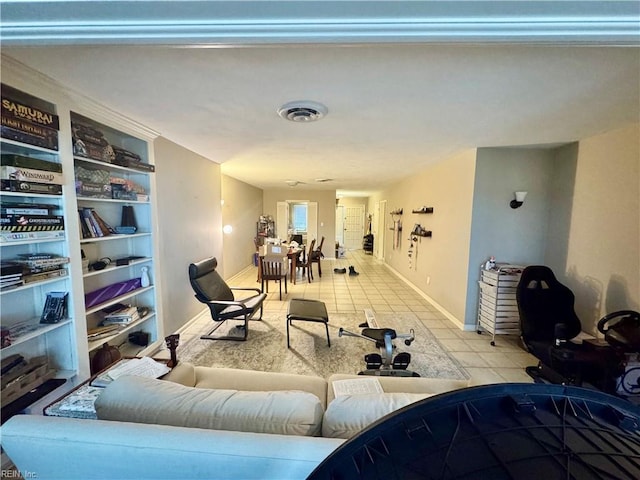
xmin=371 ymin=149 xmax=477 ymax=327
xmin=221 ymin=175 xmax=263 ymax=278
xmin=367 ymin=125 xmax=638 ymax=333
xmin=547 ymin=124 xmax=640 ymax=333
xmin=263 ymin=188 xmax=337 ymax=257
xmin=466 ymin=147 xmax=558 ymax=326
xmin=154 ymin=137 xmax=223 ymax=334
xmin=337 ymin=197 xmax=368 ymax=209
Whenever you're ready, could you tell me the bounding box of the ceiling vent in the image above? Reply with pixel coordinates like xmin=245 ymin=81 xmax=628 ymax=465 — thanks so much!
xmin=285 ymin=180 xmax=304 ymax=187
xmin=277 ymin=101 xmax=328 ymax=123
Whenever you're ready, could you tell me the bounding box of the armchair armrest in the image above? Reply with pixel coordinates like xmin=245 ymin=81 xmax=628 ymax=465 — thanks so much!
xmin=202 ymin=299 xmax=251 ymax=322
xmin=230 ymin=287 xmax=263 ymax=296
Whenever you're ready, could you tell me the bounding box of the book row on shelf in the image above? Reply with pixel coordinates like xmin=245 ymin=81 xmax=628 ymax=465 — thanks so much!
xmin=78 ymin=205 xmax=138 ymax=239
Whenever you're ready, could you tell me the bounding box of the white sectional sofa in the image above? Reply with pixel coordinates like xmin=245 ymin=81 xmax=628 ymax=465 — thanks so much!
xmin=2 ymin=364 xmax=472 ymax=480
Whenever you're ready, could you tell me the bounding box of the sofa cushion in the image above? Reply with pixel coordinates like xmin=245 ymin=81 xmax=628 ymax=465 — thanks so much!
xmin=95 ymin=376 xmax=323 ymax=436
xmin=193 ymin=366 xmax=329 ymax=409
xmin=322 ymin=392 xmax=433 ymax=439
xmin=327 ymin=373 xmax=469 ymax=404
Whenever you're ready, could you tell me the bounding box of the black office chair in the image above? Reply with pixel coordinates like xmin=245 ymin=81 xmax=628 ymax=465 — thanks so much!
xmin=188 ymin=257 xmax=266 ymax=341
xmin=516 ymin=265 xmax=623 ymax=392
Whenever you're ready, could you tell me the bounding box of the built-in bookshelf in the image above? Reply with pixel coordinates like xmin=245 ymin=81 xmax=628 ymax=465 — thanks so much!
xmin=71 ymin=111 xmax=163 ymax=366
xmin=1 ymin=59 xmax=164 ymax=417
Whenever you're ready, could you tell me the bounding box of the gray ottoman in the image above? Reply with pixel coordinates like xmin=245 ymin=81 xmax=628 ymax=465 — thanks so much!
xmin=287 ymin=299 xmax=330 ymax=348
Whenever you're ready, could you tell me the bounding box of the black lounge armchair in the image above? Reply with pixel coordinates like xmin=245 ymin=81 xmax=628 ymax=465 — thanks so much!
xmin=516 ymin=265 xmax=626 ymax=393
xmin=189 ymin=257 xmax=266 ymax=341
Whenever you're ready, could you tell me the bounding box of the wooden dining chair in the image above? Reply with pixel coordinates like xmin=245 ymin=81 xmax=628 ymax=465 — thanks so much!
xmin=296 ymin=239 xmax=316 ymax=283
xmin=259 ymin=255 xmax=288 ymax=300
xmin=310 ymin=236 xmax=325 ymax=277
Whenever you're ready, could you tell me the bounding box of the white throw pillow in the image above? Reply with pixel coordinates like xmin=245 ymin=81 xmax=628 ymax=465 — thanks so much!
xmin=95 ymin=376 xmax=323 ymax=436
xmin=322 ymin=392 xmax=433 ymax=439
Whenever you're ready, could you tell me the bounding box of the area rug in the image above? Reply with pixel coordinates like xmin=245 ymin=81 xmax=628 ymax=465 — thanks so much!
xmin=178 ymin=311 xmax=469 ymax=380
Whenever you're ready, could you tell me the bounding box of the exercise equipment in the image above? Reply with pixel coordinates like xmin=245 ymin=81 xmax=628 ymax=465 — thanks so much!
xmin=339 ymin=326 xmax=419 ymax=377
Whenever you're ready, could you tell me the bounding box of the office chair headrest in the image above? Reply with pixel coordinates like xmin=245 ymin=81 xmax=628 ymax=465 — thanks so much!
xmin=520 ymin=265 xmax=559 ymax=290
xmin=189 ymin=257 xmax=218 ymax=280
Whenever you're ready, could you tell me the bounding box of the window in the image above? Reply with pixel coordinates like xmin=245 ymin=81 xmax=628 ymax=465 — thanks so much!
xmin=291 ymin=203 xmax=308 ymax=232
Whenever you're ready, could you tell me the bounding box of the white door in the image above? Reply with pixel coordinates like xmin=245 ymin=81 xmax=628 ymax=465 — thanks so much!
xmin=376 ymin=200 xmax=386 ymax=260
xmin=344 ymin=205 xmax=365 ymax=250
xmin=335 ymin=205 xmax=345 ymax=246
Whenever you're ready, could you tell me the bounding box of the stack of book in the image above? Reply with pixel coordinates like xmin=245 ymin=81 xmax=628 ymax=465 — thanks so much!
xmin=102 ymin=305 xmax=140 ymax=326
xmin=1 ymin=154 xmax=63 ymax=196
xmin=11 ymin=253 xmax=70 ymax=283
xmin=87 ymin=324 xmax=122 ymax=343
xmin=1 ymin=261 xmax=24 ymax=291
xmin=78 ymin=207 xmax=116 ymax=238
xmin=1 ymin=84 xmax=59 ymax=151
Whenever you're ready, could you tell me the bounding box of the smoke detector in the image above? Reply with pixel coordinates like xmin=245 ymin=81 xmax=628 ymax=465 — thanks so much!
xmin=277 ymin=101 xmax=328 ymax=123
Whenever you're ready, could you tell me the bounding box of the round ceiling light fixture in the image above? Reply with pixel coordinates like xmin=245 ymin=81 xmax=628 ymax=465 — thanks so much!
xmin=277 ymin=101 xmax=328 ymax=123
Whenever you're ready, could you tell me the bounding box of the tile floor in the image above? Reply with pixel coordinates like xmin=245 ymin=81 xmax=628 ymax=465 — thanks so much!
xmin=175 ymin=249 xmax=536 ymax=384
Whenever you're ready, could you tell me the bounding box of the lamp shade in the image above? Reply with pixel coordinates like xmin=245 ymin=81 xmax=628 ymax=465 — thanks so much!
xmin=515 ymin=191 xmax=528 ymax=202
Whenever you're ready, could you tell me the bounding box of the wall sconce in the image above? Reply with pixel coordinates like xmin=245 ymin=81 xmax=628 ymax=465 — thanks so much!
xmin=222 ymin=224 xmax=233 ymax=234
xmin=510 ymin=191 xmax=528 ymax=209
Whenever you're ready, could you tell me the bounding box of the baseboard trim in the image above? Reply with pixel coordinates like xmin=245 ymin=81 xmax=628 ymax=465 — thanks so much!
xmin=172 ymin=309 xmax=211 ymax=336
xmin=226 ymin=264 xmax=255 ymax=283
xmin=384 ymin=263 xmax=472 ymax=331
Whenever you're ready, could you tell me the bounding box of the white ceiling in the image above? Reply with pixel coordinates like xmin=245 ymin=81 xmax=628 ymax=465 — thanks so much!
xmin=2 ymin=2 xmax=639 ymax=196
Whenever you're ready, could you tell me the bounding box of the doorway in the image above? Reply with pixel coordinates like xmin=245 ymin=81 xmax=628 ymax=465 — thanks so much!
xmin=276 ymin=201 xmax=318 ymax=243
xmin=344 ymin=205 xmax=365 ymax=250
